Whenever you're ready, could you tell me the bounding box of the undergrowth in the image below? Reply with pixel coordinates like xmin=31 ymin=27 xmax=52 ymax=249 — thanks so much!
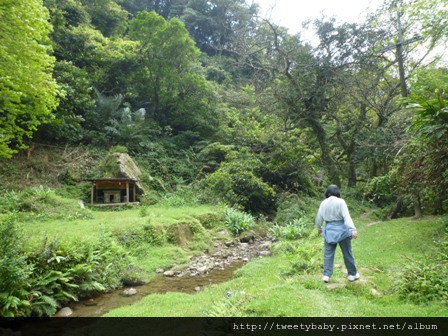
xmin=395 ymin=220 xmax=448 ymax=304
xmin=0 ymin=186 xmax=93 ymax=221
xmin=0 ymin=215 xmax=131 ymax=317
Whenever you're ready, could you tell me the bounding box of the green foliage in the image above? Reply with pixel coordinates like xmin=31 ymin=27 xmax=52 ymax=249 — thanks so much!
xmin=408 ymin=0 xmax=448 ymax=46
xmin=0 ymin=186 xmax=93 ymax=221
xmin=80 ymin=0 xmax=129 ymax=37
xmin=136 ymin=141 xmax=199 ymax=192
xmin=196 ymin=142 xmax=235 ymax=175
xmin=202 ymin=150 xmax=276 ymax=214
xmin=280 ymin=240 xmax=320 ymax=276
xmin=139 ymin=205 xmax=149 ymax=217
xmin=158 ymin=187 xmax=206 ymax=207
xmin=395 ymin=231 xmax=448 ymax=304
xmin=112 ymin=223 xmax=167 ymax=248
xmin=383 ymin=68 xmax=448 ymax=215
xmin=274 ymin=194 xmax=307 ymax=224
xmin=109 ymin=145 xmax=128 ymax=154
xmin=366 ymin=175 xmax=396 ymax=208
xmin=399 ymin=219 xmax=448 ymax=303
xmin=205 ymin=289 xmax=249 ymax=317
xmin=0 ymin=215 xmax=32 ymax=317
xmin=128 ymin=10 xmax=217 ymax=135
xmin=0 ymin=0 xmax=58 ymax=158
xmin=224 ymin=207 xmax=256 ymax=236
xmin=410 ymin=87 xmax=448 ymax=142
xmin=181 ymin=0 xmax=258 ymax=57
xmin=141 ymin=224 xmax=167 ymax=247
xmin=25 ymin=233 xmax=129 ymax=313
xmin=270 ymin=218 xmax=312 ymax=241
xmin=396 ymin=261 xmax=448 ymax=305
xmin=0 ymin=216 xmax=131 ymax=317
xmin=193 ymin=212 xmax=225 ymax=230
xmin=38 ymin=60 xmax=93 ymax=143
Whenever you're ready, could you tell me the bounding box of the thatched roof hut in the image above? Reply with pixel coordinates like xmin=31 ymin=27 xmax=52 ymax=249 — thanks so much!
xmin=86 ymin=152 xmax=144 ymax=206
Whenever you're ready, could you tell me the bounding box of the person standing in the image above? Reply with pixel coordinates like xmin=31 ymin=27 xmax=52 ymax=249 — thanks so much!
xmin=315 ymin=185 xmax=360 ymax=283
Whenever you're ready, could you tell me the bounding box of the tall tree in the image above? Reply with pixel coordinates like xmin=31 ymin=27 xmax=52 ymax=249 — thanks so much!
xmin=0 ymin=0 xmax=58 ymax=158
xmin=257 ymin=20 xmax=343 ymax=186
xmin=181 ymin=0 xmax=258 ymax=56
xmin=128 ymin=11 xmax=217 ymax=135
xmin=395 ymin=67 xmax=448 ymax=215
xmin=79 ymin=0 xmax=129 ymax=37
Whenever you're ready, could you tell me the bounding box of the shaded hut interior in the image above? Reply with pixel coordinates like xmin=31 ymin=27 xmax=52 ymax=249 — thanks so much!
xmin=87 ymin=178 xmax=139 ymax=206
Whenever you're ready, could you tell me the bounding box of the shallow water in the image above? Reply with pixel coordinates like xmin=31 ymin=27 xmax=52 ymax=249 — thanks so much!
xmin=67 ymin=262 xmax=244 ymax=317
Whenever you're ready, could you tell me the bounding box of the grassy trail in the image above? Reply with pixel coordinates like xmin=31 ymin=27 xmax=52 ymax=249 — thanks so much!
xmin=105 ymin=215 xmax=447 ymax=317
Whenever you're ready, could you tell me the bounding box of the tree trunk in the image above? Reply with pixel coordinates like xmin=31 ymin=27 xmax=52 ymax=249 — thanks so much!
xmin=347 ymin=159 xmax=357 ymax=188
xmin=413 ymin=193 xmax=422 ymax=219
xmin=387 ymin=196 xmax=403 ymax=220
xmin=312 ymin=123 xmax=341 ymax=186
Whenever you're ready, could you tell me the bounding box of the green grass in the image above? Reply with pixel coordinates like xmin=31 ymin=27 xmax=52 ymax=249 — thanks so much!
xmin=21 ymin=204 xmax=223 ymax=283
xmin=16 ymin=200 xmax=447 ymax=317
xmin=104 ymin=215 xmax=447 ymax=317
xmin=23 ymin=205 xmax=221 ymax=240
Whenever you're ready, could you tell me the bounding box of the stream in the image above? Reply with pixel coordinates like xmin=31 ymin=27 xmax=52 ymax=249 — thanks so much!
xmin=66 ymin=262 xmax=244 ymax=317
xmin=59 ymin=235 xmax=273 ymax=317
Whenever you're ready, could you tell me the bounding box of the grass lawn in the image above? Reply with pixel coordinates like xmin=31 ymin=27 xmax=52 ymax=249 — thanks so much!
xmin=104 ymin=215 xmax=447 ymax=317
xmin=21 ymin=204 xmax=222 ymax=280
xmin=23 ymin=204 xmax=221 ymax=240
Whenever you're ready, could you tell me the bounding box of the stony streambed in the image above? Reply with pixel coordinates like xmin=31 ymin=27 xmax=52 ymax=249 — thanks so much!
xmin=160 ymin=231 xmax=272 ymax=278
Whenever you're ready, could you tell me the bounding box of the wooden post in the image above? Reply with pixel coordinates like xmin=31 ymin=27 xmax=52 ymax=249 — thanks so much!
xmin=133 ymin=182 xmax=136 ymax=203
xmin=91 ymin=182 xmax=95 ymax=205
xmin=126 ymin=181 xmax=129 ymax=203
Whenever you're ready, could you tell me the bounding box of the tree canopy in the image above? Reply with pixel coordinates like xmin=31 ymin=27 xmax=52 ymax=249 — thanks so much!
xmin=0 ymin=0 xmax=447 ymax=215
xmin=0 ymin=0 xmax=58 ymax=158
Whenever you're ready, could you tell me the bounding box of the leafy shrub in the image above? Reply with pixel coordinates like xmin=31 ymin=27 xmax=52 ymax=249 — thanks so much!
xmin=0 ymin=215 xmax=33 ymax=317
xmin=280 ymin=241 xmax=320 ymax=276
xmin=0 ymin=186 xmax=93 ymax=221
xmin=224 ymin=207 xmax=256 ymax=236
xmin=25 ymin=233 xmax=130 ymax=313
xmin=193 ymin=212 xmax=225 ymax=229
xmin=135 ymin=141 xmax=198 ymax=192
xmin=1 ymin=215 xmax=132 ymax=317
xmin=396 ymin=262 xmax=448 ymax=304
xmin=275 ymin=194 xmax=306 ymax=224
xmin=202 ymin=157 xmax=276 ymax=214
xmin=142 ymin=224 xmax=167 ymax=246
xmin=396 ymin=234 xmax=448 ymax=304
xmin=366 ymin=175 xmax=397 ymax=208
xmin=139 ymin=191 xmax=161 ymax=206
xmin=113 ymin=223 xmax=167 ymax=247
xmin=204 ymin=289 xmax=249 ymax=317
xmin=270 ymin=218 xmax=311 ymax=241
xmin=159 ymin=187 xmax=204 ymax=207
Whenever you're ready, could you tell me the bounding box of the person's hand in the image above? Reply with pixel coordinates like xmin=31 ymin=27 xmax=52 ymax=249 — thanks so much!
xmin=352 ymin=231 xmax=358 ymax=239
xmin=317 ymin=228 xmax=322 ymax=236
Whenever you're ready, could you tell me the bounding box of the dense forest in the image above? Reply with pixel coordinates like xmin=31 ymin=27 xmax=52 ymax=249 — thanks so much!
xmin=1 ymin=0 xmax=447 ymax=216
xmin=1 ymin=0 xmax=448 ymax=320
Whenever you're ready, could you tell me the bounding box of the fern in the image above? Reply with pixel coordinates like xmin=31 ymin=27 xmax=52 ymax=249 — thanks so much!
xmin=31 ymin=295 xmax=59 ymax=317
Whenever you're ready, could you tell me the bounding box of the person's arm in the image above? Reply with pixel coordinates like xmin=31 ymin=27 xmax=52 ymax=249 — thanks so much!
xmin=315 ymin=204 xmax=324 ymax=236
xmin=340 ymin=199 xmax=358 ymax=239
